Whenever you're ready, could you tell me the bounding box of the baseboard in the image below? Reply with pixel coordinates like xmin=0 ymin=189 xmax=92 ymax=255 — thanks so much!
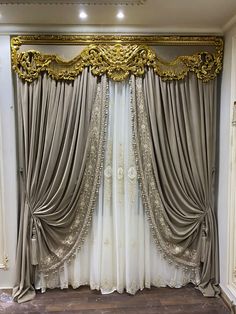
xmin=220 ymin=287 xmax=236 ymax=313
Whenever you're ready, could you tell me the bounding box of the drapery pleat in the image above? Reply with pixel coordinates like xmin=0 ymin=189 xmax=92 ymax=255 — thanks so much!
xmin=13 ymin=69 xmax=108 ymax=303
xmin=131 ymin=70 xmax=219 ymax=296
xmin=34 ymin=80 xmax=199 ymax=294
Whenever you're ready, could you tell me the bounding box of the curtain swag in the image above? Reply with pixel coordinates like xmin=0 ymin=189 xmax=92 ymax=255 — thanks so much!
xmin=12 ymin=35 xmax=221 ymax=302
xmin=11 ymin=35 xmax=223 ymax=83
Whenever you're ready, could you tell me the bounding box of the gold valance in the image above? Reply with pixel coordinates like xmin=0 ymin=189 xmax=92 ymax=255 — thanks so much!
xmin=11 ymin=35 xmax=223 ymax=82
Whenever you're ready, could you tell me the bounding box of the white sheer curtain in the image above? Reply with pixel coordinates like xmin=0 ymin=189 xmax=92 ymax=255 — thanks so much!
xmin=35 ymin=79 xmax=199 ymax=294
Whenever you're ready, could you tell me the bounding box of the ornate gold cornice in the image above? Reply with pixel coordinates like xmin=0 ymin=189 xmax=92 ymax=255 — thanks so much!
xmin=11 ymin=35 xmax=223 ymax=82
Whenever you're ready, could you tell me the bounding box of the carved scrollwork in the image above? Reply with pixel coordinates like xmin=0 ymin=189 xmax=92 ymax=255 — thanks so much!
xmin=152 ymin=51 xmax=222 ymax=82
xmin=11 ymin=35 xmax=223 ymax=82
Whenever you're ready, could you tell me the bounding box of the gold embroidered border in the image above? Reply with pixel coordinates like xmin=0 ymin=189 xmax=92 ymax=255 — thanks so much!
xmin=11 ymin=35 xmax=223 ymax=83
xmin=38 ymin=75 xmax=109 ymax=274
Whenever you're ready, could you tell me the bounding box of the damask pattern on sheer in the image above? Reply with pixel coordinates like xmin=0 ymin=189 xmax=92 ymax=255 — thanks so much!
xmin=35 ymin=80 xmax=199 ymax=294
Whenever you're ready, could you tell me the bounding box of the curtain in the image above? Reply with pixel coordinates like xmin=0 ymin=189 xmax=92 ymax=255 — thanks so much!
xmin=131 ymin=70 xmax=219 ymax=296
xmin=13 ymin=69 xmax=108 ymax=303
xmin=34 ymin=80 xmax=199 ymax=294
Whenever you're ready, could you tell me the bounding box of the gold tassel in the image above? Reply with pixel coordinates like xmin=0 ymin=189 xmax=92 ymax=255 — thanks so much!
xmin=201 ymin=221 xmax=207 ymax=263
xmin=31 ymin=227 xmax=38 ymax=265
xmin=200 ymin=234 xmax=206 ymax=263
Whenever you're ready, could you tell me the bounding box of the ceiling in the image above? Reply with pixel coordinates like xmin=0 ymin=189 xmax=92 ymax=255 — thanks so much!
xmin=0 ymin=0 xmax=235 ymax=34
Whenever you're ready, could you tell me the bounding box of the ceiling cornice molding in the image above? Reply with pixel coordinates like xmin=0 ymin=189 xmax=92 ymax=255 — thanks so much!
xmin=0 ymin=0 xmax=146 ymax=4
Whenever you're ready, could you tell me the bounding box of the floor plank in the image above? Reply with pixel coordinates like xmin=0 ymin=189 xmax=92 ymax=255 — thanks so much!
xmin=0 ymin=284 xmax=230 ymax=314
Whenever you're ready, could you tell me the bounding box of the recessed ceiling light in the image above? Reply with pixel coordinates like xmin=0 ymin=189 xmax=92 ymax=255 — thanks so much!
xmin=79 ymin=11 xmax=88 ymax=19
xmin=117 ymin=11 xmax=125 ymax=19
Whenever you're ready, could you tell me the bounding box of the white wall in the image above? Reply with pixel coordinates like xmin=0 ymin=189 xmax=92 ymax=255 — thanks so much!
xmin=0 ymin=35 xmax=18 ymax=288
xmin=218 ymin=23 xmax=236 ymax=304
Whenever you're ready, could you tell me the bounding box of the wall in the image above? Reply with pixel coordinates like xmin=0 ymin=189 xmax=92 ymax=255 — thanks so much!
xmin=0 ymin=35 xmax=18 ymax=288
xmin=218 ymin=23 xmax=236 ymax=304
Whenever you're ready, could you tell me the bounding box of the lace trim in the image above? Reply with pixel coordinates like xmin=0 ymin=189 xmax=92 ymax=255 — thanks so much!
xmin=130 ymin=75 xmax=200 ymax=269
xmin=38 ymin=75 xmax=109 ymax=273
xmin=37 ymin=266 xmax=200 ymax=295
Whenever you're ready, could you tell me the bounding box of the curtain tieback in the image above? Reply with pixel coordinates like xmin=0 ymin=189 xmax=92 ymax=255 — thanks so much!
xmin=19 ymin=169 xmax=39 ymax=265
xmin=26 ymin=196 xmax=39 ymax=266
xmin=29 ymin=205 xmax=39 ymax=266
xmin=201 ymin=229 xmax=206 ymax=263
xmin=203 ymin=206 xmax=211 ymax=217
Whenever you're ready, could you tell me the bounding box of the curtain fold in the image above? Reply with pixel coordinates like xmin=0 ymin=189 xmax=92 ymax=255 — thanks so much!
xmin=13 ymin=69 xmax=108 ymax=303
xmin=131 ymin=70 xmax=219 ymax=296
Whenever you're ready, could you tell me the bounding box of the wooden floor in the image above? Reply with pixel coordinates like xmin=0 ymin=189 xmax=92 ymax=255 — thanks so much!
xmin=0 ymin=284 xmax=230 ymax=314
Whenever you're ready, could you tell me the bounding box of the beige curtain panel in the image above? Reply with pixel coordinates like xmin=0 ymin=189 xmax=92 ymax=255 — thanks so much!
xmin=13 ymin=68 xmax=109 ymax=303
xmin=130 ymin=69 xmax=218 ymax=297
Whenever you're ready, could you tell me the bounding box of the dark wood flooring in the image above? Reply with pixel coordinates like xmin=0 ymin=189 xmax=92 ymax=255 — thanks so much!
xmin=0 ymin=284 xmax=230 ymax=314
